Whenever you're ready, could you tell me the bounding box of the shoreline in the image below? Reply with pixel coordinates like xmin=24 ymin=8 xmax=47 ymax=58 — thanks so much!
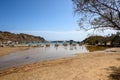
xmin=0 ymin=45 xmax=110 ymax=70
xmin=0 ymin=48 xmax=120 ymax=80
xmin=0 ymin=46 xmax=30 ymax=57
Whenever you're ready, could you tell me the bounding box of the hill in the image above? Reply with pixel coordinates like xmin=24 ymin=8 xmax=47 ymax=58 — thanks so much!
xmin=0 ymin=31 xmax=45 ymax=43
xmin=82 ymin=32 xmax=120 ymax=46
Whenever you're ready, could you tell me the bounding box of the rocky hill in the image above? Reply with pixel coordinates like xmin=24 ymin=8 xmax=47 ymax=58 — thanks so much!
xmin=0 ymin=31 xmax=45 ymax=43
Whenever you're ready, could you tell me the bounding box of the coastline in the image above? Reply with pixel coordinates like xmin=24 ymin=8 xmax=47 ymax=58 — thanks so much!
xmin=0 ymin=47 xmax=120 ymax=80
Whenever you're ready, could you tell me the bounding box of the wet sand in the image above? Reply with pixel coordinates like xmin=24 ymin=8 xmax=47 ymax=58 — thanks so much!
xmin=0 ymin=48 xmax=120 ymax=80
xmin=0 ymin=47 xmax=29 ymax=57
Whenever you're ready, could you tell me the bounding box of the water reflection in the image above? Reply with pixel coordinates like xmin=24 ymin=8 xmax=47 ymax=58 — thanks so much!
xmin=70 ymin=46 xmax=73 ymax=50
xmin=63 ymin=46 xmax=67 ymax=50
xmin=86 ymin=46 xmax=110 ymax=52
xmin=54 ymin=45 xmax=58 ymax=50
xmin=0 ymin=44 xmax=109 ymax=69
xmin=0 ymin=44 xmax=89 ymax=69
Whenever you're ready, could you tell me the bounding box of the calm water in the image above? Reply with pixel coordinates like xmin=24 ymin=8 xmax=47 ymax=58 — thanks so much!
xmin=0 ymin=44 xmax=107 ymax=70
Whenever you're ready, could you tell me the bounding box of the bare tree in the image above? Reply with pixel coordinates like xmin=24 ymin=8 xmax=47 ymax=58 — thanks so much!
xmin=72 ymin=0 xmax=120 ymax=30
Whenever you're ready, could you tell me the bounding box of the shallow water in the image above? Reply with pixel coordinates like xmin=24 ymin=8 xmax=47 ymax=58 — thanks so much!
xmin=0 ymin=44 xmax=89 ymax=70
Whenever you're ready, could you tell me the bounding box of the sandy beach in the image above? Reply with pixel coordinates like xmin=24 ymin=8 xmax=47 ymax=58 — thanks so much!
xmin=0 ymin=47 xmax=29 ymax=57
xmin=0 ymin=47 xmax=120 ymax=80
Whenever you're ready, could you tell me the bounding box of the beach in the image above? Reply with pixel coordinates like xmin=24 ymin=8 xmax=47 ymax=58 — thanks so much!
xmin=0 ymin=47 xmax=120 ymax=80
xmin=0 ymin=0 xmax=119 ymax=79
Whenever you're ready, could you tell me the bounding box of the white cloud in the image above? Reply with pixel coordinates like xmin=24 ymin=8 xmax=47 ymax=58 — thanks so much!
xmin=12 ymin=30 xmax=87 ymax=41
xmin=12 ymin=29 xmax=117 ymax=41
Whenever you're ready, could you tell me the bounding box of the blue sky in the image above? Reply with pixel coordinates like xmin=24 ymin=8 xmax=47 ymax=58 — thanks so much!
xmin=0 ymin=0 xmax=116 ymax=41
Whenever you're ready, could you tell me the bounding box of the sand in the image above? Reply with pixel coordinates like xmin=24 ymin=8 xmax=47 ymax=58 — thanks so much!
xmin=0 ymin=46 xmax=29 ymax=57
xmin=0 ymin=48 xmax=120 ymax=80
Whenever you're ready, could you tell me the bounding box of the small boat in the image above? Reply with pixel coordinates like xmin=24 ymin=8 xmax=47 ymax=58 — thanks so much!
xmin=46 ymin=44 xmax=50 ymax=47
xmin=55 ymin=44 xmax=59 ymax=47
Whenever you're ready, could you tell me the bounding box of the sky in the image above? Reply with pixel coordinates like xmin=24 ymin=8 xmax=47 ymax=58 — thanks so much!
xmin=0 ymin=0 xmax=116 ymax=41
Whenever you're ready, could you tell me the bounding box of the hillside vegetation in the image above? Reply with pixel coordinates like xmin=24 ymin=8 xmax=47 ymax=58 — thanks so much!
xmin=83 ymin=32 xmax=120 ymax=46
xmin=0 ymin=31 xmax=45 ymax=43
